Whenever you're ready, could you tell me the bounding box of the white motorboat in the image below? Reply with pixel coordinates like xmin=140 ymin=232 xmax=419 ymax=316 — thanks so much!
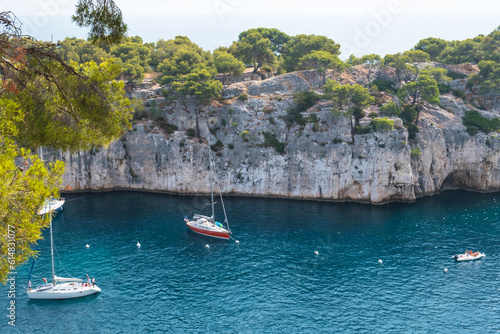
xmin=37 ymin=198 xmax=65 ymax=216
xmin=453 ymin=251 xmax=486 ymax=262
xmin=27 ymin=202 xmax=100 ymax=300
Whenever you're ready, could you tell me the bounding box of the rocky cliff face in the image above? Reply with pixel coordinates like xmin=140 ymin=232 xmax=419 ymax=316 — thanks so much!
xmin=49 ymin=69 xmax=500 ymax=204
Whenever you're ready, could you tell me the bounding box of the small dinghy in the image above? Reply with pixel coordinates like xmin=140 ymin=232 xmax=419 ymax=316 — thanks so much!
xmin=453 ymin=251 xmax=485 ymax=262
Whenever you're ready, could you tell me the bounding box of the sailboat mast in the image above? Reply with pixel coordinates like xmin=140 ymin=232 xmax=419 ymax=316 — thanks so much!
xmin=49 ymin=205 xmax=55 ymax=285
xmin=208 ymin=140 xmax=215 ymax=222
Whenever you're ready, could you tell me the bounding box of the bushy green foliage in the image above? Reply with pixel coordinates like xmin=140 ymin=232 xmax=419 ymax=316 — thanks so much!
xmin=452 ymin=89 xmax=466 ymax=100
xmin=238 ymin=93 xmax=249 ymax=101
xmin=131 ymin=98 xmax=148 ymax=120
xmin=400 ymin=104 xmax=417 ymax=124
xmin=438 ymin=83 xmax=451 ymax=94
xmin=293 ymin=91 xmax=321 ymax=111
xmin=372 ymin=79 xmax=397 ymax=94
xmin=447 ymin=71 xmax=468 ymax=80
xmin=298 ymin=50 xmax=343 ymax=83
xmin=210 ymin=139 xmax=224 ymax=151
xmin=281 ymin=34 xmax=341 ymax=72
xmin=462 ymin=110 xmax=500 ymax=134
xmin=260 ymin=66 xmax=272 ymax=73
xmin=411 ymin=147 xmax=422 ymax=157
xmin=406 ymin=123 xmax=419 ymax=140
xmin=379 ymin=101 xmax=401 ymax=117
xmin=240 ymin=130 xmax=250 ymax=141
xmin=372 ymin=117 xmax=395 ymax=132
xmin=213 ymin=50 xmax=245 ymax=85
xmin=229 ymin=30 xmax=277 ymax=73
xmin=262 ymin=132 xmax=285 ymax=153
xmin=283 ymin=91 xmax=320 ymax=126
xmin=156 ymin=119 xmax=178 ymax=134
xmin=354 ymin=125 xmax=371 ymax=134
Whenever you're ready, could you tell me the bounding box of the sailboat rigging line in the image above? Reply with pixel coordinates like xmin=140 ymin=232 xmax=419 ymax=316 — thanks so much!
xmin=210 ymin=146 xmax=231 ymax=232
xmin=27 ymin=257 xmax=36 ymax=286
xmin=64 ymin=194 xmax=99 ymax=202
xmin=52 ymin=236 xmax=76 ymax=279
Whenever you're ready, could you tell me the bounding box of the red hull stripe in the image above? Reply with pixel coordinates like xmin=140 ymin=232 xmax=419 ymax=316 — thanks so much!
xmin=187 ymin=224 xmax=230 ymax=240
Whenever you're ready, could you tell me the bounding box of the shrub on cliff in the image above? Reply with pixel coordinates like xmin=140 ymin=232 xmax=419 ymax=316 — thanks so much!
xmin=379 ymin=101 xmax=401 ymax=117
xmin=262 ymin=132 xmax=286 ymax=153
xmin=463 ymin=110 xmax=500 ymax=135
xmin=283 ymin=91 xmax=321 ymax=126
xmin=372 ymin=117 xmax=395 ymax=132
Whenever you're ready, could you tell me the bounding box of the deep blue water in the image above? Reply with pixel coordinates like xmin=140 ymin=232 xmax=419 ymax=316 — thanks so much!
xmin=2 ymin=191 xmax=500 ymax=333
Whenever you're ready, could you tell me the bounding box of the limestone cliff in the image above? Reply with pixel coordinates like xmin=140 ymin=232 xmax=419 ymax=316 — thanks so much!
xmin=49 ymin=68 xmax=500 ymax=204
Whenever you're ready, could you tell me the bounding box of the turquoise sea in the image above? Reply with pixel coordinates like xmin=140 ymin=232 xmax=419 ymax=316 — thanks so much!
xmin=2 ymin=190 xmax=500 ymax=333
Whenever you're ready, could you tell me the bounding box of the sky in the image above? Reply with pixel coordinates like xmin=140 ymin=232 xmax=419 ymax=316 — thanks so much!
xmin=2 ymin=0 xmax=500 ymax=57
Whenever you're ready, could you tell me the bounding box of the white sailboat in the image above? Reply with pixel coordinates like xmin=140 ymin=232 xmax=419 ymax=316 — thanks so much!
xmin=185 ymin=140 xmax=232 ymax=240
xmin=27 ymin=203 xmax=101 ymax=300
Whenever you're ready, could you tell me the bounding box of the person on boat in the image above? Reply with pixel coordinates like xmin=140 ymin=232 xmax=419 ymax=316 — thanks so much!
xmin=92 ymin=278 xmax=96 ymax=287
xmin=28 ymin=280 xmax=31 ymax=291
xmin=42 ymin=278 xmax=47 ymax=284
xmin=86 ymin=274 xmax=91 ymax=287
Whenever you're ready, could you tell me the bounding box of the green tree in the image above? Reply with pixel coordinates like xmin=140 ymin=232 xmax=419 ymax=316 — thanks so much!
xmin=413 ymin=37 xmax=448 ymax=61
xmin=238 ymin=28 xmax=290 ymax=56
xmin=398 ymin=74 xmax=439 ymax=124
xmin=158 ymin=39 xmax=222 ymax=137
xmin=384 ymin=53 xmax=412 ymax=83
xmin=57 ymin=37 xmax=110 ymax=64
xmin=213 ymin=50 xmax=245 ymax=85
xmin=358 ymin=54 xmax=382 ymax=86
xmin=230 ymin=31 xmax=276 ymax=73
xmin=110 ymin=41 xmax=151 ymax=84
xmin=299 ymin=50 xmax=343 ymax=84
xmin=324 ymin=82 xmax=374 ymax=139
xmin=282 ymin=34 xmax=340 ymax=72
xmin=402 ymin=50 xmax=431 ymax=82
xmin=372 ymin=117 xmax=395 ymax=132
xmin=73 ymin=0 xmax=128 ymax=45
xmin=0 ymin=9 xmax=132 ymax=283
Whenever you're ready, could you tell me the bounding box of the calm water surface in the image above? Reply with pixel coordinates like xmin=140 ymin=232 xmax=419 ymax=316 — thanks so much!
xmin=2 ymin=191 xmax=500 ymax=333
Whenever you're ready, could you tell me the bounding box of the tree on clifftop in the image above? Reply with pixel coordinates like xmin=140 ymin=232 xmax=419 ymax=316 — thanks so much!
xmin=397 ymin=74 xmax=439 ymax=124
xmin=229 ymin=31 xmax=276 ymax=73
xmin=413 ymin=37 xmax=448 ymax=62
xmin=237 ymin=28 xmax=290 ymax=56
xmin=298 ymin=50 xmax=343 ymax=84
xmin=213 ymin=50 xmax=245 ymax=85
xmin=357 ymin=54 xmax=382 ymax=87
xmin=282 ymin=34 xmax=340 ymax=73
xmin=0 ymin=5 xmax=130 ymax=283
xmin=324 ymin=81 xmax=374 ymax=140
xmin=158 ymin=38 xmax=222 ymax=138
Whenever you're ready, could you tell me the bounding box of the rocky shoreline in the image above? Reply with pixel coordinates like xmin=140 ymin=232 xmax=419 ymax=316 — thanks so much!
xmin=49 ymin=66 xmax=500 ymax=204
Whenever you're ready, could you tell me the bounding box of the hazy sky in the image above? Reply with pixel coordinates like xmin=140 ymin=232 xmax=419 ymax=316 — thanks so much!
xmin=2 ymin=0 xmax=499 ymax=57
xmin=4 ymin=0 xmax=500 ymax=15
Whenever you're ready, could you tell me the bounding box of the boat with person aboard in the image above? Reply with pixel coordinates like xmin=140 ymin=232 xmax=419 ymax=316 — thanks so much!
xmin=27 ymin=201 xmax=100 ymax=300
xmin=185 ymin=139 xmax=232 ymax=240
xmin=452 ymin=250 xmax=486 ymax=262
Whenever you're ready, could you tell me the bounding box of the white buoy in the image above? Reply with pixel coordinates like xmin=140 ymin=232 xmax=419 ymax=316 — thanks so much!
xmin=378 ymin=259 xmax=383 ymax=264
xmin=205 ymin=244 xmax=210 ymax=249
xmin=314 ymin=251 xmax=319 ymax=256
xmin=85 ymin=244 xmax=90 ymax=249
xmin=235 ymin=240 xmax=240 ymax=244
xmin=137 ymin=241 xmax=141 ymax=248
xmin=444 ymin=268 xmax=448 ymax=274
